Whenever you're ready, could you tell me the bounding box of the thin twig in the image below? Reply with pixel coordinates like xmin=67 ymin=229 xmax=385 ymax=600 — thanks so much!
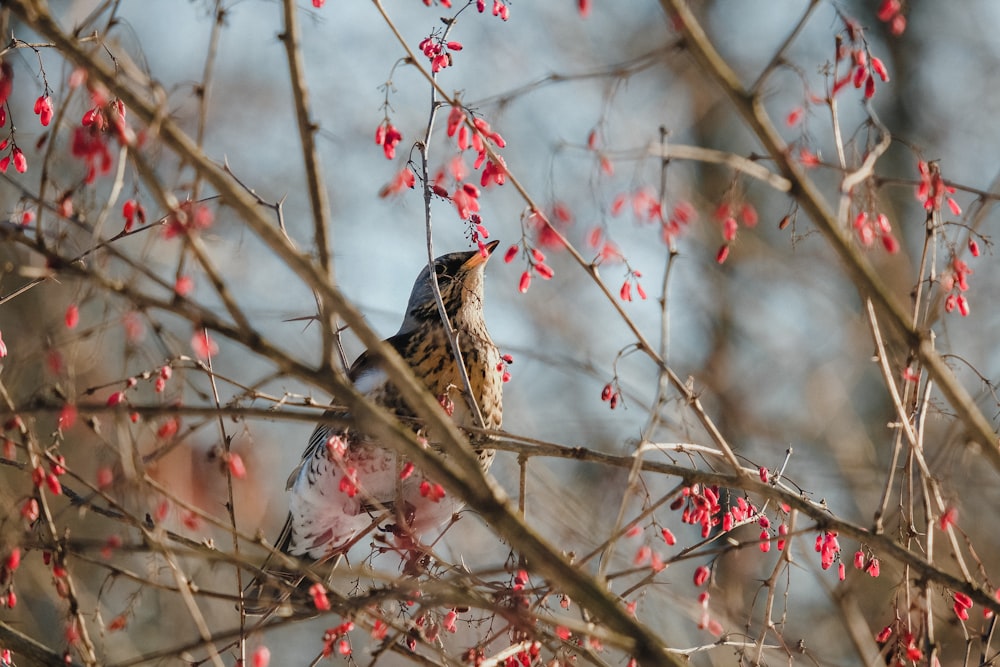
xmin=202 ymin=331 xmax=247 ymax=655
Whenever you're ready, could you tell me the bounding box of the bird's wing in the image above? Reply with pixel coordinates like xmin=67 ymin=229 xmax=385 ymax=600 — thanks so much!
xmin=285 ymin=333 xmax=413 ymax=491
xmin=345 ymin=332 xmax=411 ymax=382
xmin=270 ymin=511 xmax=295 ymax=554
xmin=285 ymin=421 xmax=341 ymax=490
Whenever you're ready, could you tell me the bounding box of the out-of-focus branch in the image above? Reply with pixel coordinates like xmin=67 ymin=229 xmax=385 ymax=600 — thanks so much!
xmin=192 ymin=0 xmax=225 ymax=197
xmin=472 ymin=44 xmax=677 ymax=108
xmin=0 ymin=622 xmax=84 ymax=667
xmin=279 ymin=0 xmax=332 ymax=276
xmin=750 ymin=0 xmax=822 ymax=93
xmin=659 ymin=0 xmax=1000 ymax=473
xmin=279 ymin=0 xmax=338 ymax=373
xmin=645 ymin=142 xmax=791 ymax=192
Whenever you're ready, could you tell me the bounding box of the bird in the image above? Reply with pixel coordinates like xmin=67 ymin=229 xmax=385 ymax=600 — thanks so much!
xmin=246 ymin=240 xmax=503 ymax=611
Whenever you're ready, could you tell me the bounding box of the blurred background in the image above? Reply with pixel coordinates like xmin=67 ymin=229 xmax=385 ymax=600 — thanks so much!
xmin=3 ymin=0 xmax=1000 ymax=664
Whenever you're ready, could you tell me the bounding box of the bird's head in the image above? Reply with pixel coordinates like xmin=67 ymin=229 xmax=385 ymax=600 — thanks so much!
xmin=398 ymin=240 xmax=500 ymax=334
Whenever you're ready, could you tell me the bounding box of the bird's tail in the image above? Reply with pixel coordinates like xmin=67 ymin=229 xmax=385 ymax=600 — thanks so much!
xmin=242 ymin=515 xmax=312 ymax=616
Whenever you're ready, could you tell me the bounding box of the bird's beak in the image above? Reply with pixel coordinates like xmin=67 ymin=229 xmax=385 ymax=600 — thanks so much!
xmin=464 ymin=239 xmax=501 ymax=269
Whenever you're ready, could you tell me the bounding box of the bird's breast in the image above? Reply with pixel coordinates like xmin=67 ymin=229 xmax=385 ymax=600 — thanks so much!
xmin=405 ymin=323 xmax=502 ymax=431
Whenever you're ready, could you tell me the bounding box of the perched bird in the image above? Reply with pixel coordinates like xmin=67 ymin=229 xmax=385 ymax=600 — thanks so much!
xmin=247 ymin=241 xmax=502 ymax=610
